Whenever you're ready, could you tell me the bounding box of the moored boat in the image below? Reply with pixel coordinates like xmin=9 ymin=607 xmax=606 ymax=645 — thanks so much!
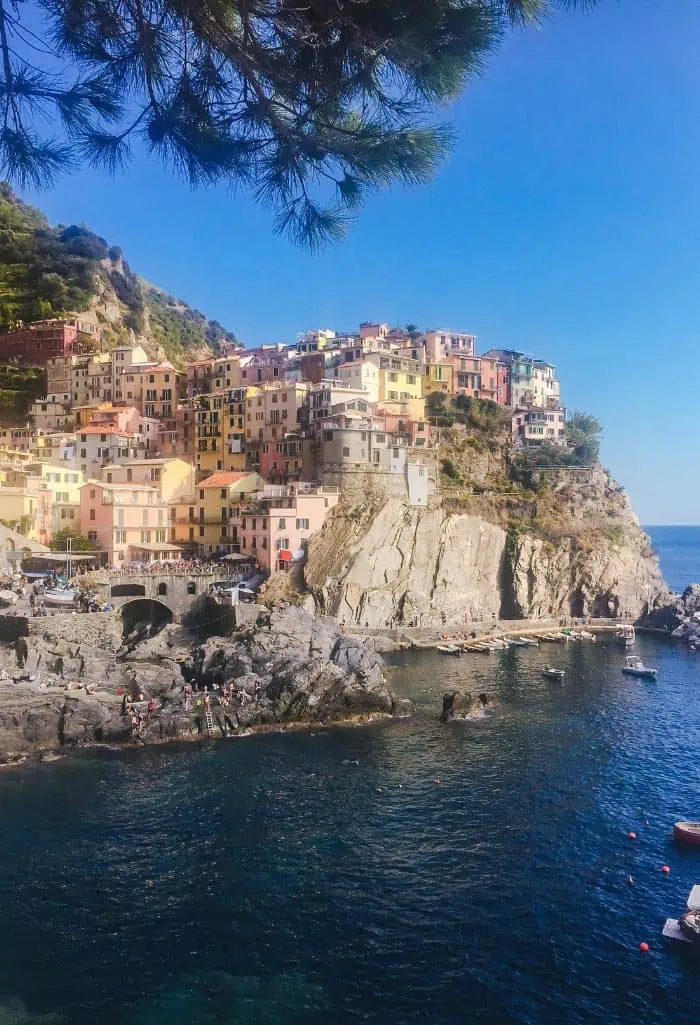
xmin=679 ymin=909 xmax=700 ymax=946
xmin=674 ymin=821 xmax=700 ymax=846
xmin=542 ymin=667 xmax=565 ymax=681
xmin=43 ymin=587 xmax=77 ymax=607
xmin=437 ymin=644 xmax=462 ymax=656
xmin=615 ymin=624 xmax=636 ymax=647
xmin=621 ymin=655 xmax=657 ymax=679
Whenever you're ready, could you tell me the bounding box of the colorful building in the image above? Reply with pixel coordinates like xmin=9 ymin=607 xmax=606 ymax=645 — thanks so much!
xmin=0 ymin=318 xmax=97 ymax=365
xmin=237 ymin=483 xmax=339 ymax=572
xmin=79 ymin=481 xmax=179 ymax=565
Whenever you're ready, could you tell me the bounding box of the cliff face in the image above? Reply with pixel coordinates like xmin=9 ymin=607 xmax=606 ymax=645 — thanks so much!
xmin=304 ymin=466 xmax=666 ymax=630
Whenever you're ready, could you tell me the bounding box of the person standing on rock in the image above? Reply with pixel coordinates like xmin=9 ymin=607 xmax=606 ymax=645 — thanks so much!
xmin=15 ymin=636 xmax=28 ymax=669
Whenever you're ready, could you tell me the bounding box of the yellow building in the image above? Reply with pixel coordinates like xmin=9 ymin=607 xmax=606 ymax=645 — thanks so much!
xmin=192 ymin=390 xmax=247 ymax=479
xmin=171 ymin=470 xmax=264 ymax=554
xmin=366 ymin=354 xmax=423 ymax=405
xmin=0 ymin=484 xmax=47 ymax=540
xmin=99 ymin=457 xmax=194 ymax=504
xmin=422 ymin=362 xmax=454 ymax=398
xmin=2 ymin=462 xmax=85 ymax=542
xmin=211 ymin=356 xmax=243 ymax=392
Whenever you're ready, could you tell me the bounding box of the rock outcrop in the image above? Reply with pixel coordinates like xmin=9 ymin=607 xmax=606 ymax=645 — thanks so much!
xmin=0 ymin=606 xmax=395 ymax=763
xmin=440 ymin=690 xmax=490 ymax=723
xmin=305 ymin=467 xmax=666 ymax=630
xmin=642 ymin=584 xmax=700 ymax=644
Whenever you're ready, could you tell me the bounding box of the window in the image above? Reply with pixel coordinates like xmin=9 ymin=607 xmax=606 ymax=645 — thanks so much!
xmin=199 ymin=489 xmax=205 ymax=500
xmin=278 ymin=517 xmax=286 ymax=529
xmin=155 ymin=530 xmax=166 ymax=543
xmin=141 ymin=530 xmax=151 ymax=543
xmin=342 ymin=446 xmax=350 ymax=457
xmin=375 ymin=433 xmax=385 ymax=443
xmin=296 ymin=518 xmax=309 ymax=530
xmin=276 ymin=537 xmax=290 ymax=550
xmin=88 ymin=531 xmax=98 ymax=543
xmin=115 ymin=530 xmax=126 ymax=544
xmin=388 ymin=372 xmax=398 ymax=382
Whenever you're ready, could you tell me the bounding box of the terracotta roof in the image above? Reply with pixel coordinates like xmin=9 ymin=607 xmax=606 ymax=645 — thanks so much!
xmin=199 ymin=471 xmax=255 ymax=488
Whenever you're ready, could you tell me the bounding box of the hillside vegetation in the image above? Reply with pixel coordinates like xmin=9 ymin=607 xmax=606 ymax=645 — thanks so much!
xmin=0 ymin=184 xmax=238 ymax=365
xmin=430 ymin=397 xmax=624 ymax=549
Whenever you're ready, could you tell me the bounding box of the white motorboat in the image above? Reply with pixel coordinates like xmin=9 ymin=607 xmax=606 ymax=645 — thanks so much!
xmin=542 ymin=667 xmax=565 ymax=681
xmin=614 ymin=624 xmax=636 ymax=647
xmin=43 ymin=588 xmax=77 ymax=607
xmin=621 ymin=655 xmax=657 ymax=680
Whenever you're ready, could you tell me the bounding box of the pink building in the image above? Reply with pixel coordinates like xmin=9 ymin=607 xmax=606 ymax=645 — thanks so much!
xmin=359 ymin=321 xmax=389 ymax=341
xmin=424 ymin=330 xmax=475 ymax=363
xmin=79 ymin=480 xmax=180 ymax=565
xmin=238 ymin=483 xmax=339 ymax=572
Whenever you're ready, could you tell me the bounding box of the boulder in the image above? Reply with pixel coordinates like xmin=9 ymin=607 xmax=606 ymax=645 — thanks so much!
xmin=440 ymin=689 xmax=484 ymax=723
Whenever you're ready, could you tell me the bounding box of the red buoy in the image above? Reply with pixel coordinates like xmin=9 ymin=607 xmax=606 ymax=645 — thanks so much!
xmin=628 ymin=831 xmax=637 ymax=840
xmin=661 ymin=865 xmax=671 ymax=874
xmin=639 ymin=942 xmax=650 ymax=953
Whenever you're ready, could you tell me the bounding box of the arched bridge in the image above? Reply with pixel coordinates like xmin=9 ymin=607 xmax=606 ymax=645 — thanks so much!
xmin=85 ymin=570 xmax=232 ymax=622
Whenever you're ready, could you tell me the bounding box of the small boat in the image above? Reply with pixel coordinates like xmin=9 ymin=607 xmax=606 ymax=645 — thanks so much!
xmin=542 ymin=667 xmax=565 ymax=681
xmin=517 ymin=637 xmax=540 ymax=646
xmin=43 ymin=587 xmax=77 ymax=607
xmin=504 ymin=637 xmax=529 ymax=648
xmin=621 ymin=655 xmax=657 ymax=679
xmin=579 ymin=630 xmax=596 ymax=640
xmin=674 ymin=822 xmax=700 ymax=846
xmin=615 ymin=624 xmax=636 ymax=647
xmin=679 ymin=909 xmax=700 ymax=946
xmin=663 ymin=885 xmax=700 ymax=945
xmin=437 ymin=644 xmax=462 ymax=656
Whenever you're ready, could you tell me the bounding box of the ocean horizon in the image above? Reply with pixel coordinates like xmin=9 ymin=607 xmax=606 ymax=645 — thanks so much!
xmin=645 ymin=525 xmax=700 ymax=594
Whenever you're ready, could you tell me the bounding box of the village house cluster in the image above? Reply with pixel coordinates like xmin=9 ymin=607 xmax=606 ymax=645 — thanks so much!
xmin=0 ymin=318 xmax=565 ymax=568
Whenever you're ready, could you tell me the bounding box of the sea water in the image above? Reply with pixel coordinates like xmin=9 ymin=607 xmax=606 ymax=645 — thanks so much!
xmin=0 ymin=529 xmax=698 ymax=1025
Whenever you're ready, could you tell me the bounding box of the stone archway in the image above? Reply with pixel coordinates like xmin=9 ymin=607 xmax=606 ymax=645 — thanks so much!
xmin=157 ymin=582 xmax=168 ymax=596
xmin=120 ymin=597 xmax=173 ymax=635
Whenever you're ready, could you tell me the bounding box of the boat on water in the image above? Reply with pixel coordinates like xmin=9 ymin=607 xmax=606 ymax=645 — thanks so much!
xmin=43 ymin=587 xmax=77 ymax=607
xmin=504 ymin=637 xmax=529 ymax=648
xmin=621 ymin=655 xmax=657 ymax=679
xmin=663 ymin=886 xmax=700 ymax=947
xmin=437 ymin=644 xmax=462 ymax=656
xmin=542 ymin=667 xmax=565 ymax=681
xmin=674 ymin=822 xmax=700 ymax=846
xmin=517 ymin=637 xmax=540 ymax=646
xmin=614 ymin=624 xmax=636 ymax=647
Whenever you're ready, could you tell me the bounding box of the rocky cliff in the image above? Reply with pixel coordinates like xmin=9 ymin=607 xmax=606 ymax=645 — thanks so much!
xmin=304 ymin=459 xmax=667 ymax=630
xmin=0 ymin=606 xmax=395 ymax=763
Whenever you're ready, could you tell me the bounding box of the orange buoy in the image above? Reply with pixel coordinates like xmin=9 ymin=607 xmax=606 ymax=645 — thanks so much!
xmin=661 ymin=865 xmax=671 ymax=874
xmin=628 ymin=831 xmax=637 ymax=840
xmin=639 ymin=942 xmax=650 ymax=953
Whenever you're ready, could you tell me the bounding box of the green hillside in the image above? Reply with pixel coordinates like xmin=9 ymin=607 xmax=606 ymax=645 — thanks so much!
xmin=0 ymin=184 xmax=238 ymax=365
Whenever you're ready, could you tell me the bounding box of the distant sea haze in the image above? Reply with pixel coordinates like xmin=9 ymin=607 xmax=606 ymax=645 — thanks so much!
xmin=645 ymin=525 xmax=700 ymax=593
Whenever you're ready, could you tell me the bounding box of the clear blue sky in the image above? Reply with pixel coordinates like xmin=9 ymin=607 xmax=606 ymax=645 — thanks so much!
xmin=23 ymin=0 xmax=699 ymax=525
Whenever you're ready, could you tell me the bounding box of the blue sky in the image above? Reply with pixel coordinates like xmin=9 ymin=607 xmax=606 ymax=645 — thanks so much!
xmin=23 ymin=0 xmax=699 ymax=524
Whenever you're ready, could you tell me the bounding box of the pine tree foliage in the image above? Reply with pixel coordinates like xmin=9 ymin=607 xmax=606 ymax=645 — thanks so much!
xmin=0 ymin=1 xmax=596 ymax=246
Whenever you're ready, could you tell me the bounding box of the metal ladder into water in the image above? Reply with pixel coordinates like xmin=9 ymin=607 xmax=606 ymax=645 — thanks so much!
xmin=204 ymin=708 xmax=215 ymax=736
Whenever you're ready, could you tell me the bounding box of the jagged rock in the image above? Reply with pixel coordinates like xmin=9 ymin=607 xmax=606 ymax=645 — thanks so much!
xmin=440 ymin=689 xmax=486 ymax=723
xmin=0 ymin=604 xmax=395 ymax=757
xmin=643 ymin=585 xmax=700 ymax=644
xmin=305 ymin=470 xmax=666 ymax=629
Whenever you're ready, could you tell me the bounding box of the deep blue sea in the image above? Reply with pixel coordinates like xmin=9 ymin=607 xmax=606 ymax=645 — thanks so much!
xmin=1 ymin=530 xmax=699 ymax=1025
xmin=646 ymin=525 xmax=700 ymax=593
